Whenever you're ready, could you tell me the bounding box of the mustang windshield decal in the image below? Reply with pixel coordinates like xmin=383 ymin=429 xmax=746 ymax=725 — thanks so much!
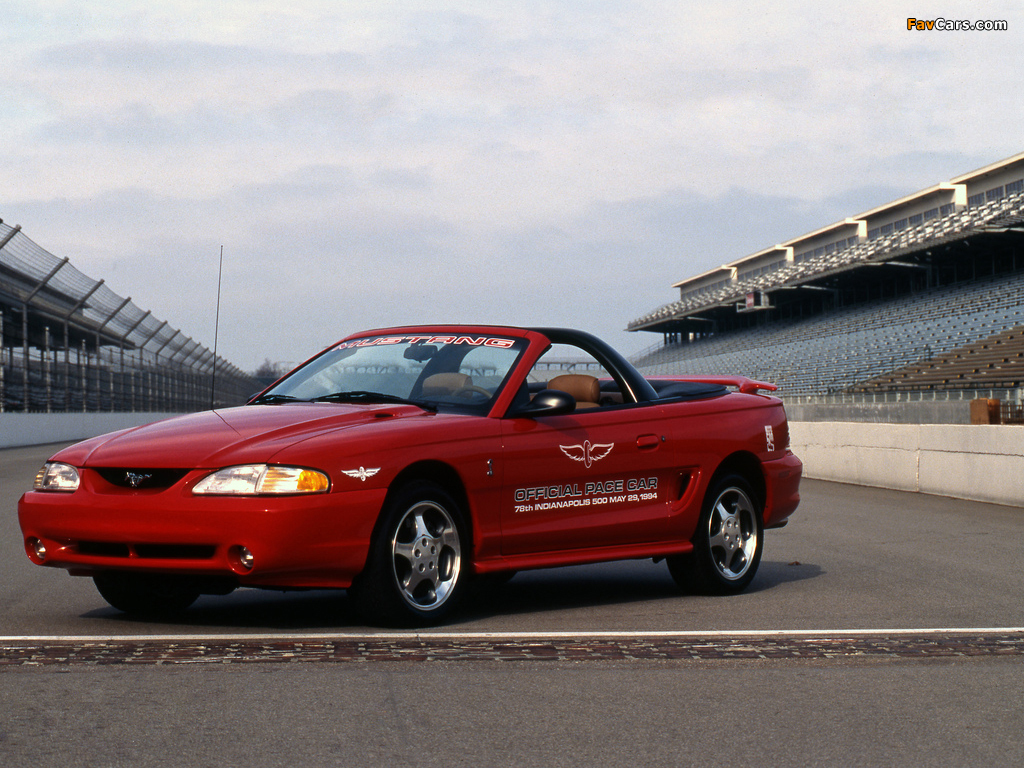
xmin=336 ymin=335 xmax=518 ymax=350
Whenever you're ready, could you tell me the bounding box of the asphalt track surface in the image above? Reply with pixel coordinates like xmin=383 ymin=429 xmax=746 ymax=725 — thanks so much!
xmin=3 ymin=442 xmax=1024 ymax=766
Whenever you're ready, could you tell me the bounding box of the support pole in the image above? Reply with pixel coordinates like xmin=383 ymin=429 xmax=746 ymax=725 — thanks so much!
xmin=211 ymin=245 xmax=223 ymax=410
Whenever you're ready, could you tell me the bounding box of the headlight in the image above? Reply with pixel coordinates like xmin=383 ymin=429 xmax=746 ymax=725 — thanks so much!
xmin=192 ymin=465 xmax=330 ymax=495
xmin=34 ymin=462 xmax=81 ymax=492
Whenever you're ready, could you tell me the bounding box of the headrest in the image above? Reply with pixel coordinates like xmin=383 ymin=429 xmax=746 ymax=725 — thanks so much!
xmin=422 ymin=372 xmax=472 ymax=395
xmin=547 ymin=374 xmax=600 ymax=405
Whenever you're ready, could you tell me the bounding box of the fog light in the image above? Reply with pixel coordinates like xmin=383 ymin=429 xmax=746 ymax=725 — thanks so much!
xmin=238 ymin=546 xmax=254 ymax=570
xmin=29 ymin=538 xmax=47 ymax=562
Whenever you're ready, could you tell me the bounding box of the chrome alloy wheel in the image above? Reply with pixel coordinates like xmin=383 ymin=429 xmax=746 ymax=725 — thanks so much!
xmin=706 ymin=485 xmax=759 ymax=581
xmin=390 ymin=500 xmax=462 ymax=610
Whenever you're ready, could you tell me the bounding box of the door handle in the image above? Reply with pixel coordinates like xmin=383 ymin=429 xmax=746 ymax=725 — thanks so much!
xmin=637 ymin=434 xmax=661 ymax=450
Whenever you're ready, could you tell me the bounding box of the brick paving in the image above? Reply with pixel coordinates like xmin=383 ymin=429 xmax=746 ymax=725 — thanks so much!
xmin=2 ymin=633 xmax=1023 ymax=666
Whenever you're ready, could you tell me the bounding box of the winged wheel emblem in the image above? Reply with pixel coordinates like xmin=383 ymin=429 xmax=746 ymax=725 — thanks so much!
xmin=342 ymin=467 xmax=381 ymax=482
xmin=559 ymin=441 xmax=614 ymax=468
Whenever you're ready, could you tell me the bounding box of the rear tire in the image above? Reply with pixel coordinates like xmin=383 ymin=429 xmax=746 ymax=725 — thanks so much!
xmin=668 ymin=474 xmax=763 ymax=595
xmin=93 ymin=572 xmax=200 ymax=615
xmin=350 ymin=481 xmax=468 ymax=627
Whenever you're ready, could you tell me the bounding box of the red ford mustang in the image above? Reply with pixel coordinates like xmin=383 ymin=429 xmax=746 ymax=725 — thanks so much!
xmin=18 ymin=325 xmax=801 ymax=625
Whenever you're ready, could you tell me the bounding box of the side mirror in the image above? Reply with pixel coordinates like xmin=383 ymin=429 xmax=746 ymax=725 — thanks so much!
xmin=512 ymin=389 xmax=576 ymax=417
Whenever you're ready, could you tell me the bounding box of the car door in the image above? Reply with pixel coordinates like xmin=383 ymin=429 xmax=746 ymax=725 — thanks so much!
xmin=498 ymin=403 xmax=675 ymax=555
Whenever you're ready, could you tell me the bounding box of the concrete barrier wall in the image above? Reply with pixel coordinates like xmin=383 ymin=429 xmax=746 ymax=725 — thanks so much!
xmin=3 ymin=414 xmax=1021 ymax=509
xmin=0 ymin=413 xmax=180 ymax=450
xmin=790 ymin=421 xmax=1024 ymax=508
xmin=782 ymin=399 xmax=971 ymax=425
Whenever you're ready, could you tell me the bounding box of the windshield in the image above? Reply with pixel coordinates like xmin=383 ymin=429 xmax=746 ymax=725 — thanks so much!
xmin=254 ymin=333 xmax=528 ymax=412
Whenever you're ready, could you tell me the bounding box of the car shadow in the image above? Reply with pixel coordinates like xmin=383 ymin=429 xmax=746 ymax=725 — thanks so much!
xmin=78 ymin=558 xmax=824 ymax=630
xmin=462 ymin=558 xmax=825 ymax=621
xmin=81 ymin=589 xmax=360 ymax=630
xmin=751 ymin=559 xmax=824 ymax=591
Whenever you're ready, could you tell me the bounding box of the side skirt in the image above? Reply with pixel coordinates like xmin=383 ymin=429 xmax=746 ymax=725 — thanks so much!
xmin=472 ymin=540 xmax=694 ymax=575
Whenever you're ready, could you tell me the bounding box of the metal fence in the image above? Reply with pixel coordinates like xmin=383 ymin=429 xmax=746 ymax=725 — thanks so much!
xmin=1 ymin=221 xmax=260 ymax=413
xmin=783 ymin=387 xmax=1024 ymax=405
xmin=1001 ymin=401 xmax=1024 ymax=425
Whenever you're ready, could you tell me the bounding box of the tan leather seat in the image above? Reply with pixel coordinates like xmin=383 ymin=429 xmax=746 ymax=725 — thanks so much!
xmin=421 ymin=372 xmax=472 ymax=396
xmin=547 ymin=374 xmax=601 ymax=409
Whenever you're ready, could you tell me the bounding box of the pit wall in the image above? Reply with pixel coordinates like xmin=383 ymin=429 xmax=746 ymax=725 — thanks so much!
xmin=789 ymin=422 xmax=1024 ymax=508
xmin=0 ymin=413 xmax=179 ymax=450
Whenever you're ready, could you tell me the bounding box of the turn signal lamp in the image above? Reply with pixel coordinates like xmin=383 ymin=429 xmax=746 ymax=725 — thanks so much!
xmin=193 ymin=465 xmax=330 ymax=495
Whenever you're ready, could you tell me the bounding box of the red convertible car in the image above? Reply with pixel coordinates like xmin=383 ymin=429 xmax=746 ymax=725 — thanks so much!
xmin=19 ymin=325 xmax=801 ymax=625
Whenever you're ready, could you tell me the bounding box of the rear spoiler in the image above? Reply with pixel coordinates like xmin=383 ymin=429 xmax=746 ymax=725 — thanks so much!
xmin=647 ymin=375 xmax=778 ymax=395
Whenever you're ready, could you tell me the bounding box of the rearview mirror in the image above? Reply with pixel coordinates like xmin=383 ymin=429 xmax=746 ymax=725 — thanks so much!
xmin=404 ymin=344 xmax=438 ymax=362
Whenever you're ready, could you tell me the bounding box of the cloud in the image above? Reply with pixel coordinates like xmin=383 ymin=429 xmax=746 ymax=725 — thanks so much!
xmin=3 ymin=0 xmax=1023 ymax=372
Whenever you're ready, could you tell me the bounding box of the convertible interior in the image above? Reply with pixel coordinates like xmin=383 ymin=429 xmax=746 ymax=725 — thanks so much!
xmin=528 ymin=376 xmax=729 ymax=410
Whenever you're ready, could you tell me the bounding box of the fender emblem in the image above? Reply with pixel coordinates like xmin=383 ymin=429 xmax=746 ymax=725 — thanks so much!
xmin=559 ymin=441 xmax=614 ymax=469
xmin=342 ymin=467 xmax=381 ymax=482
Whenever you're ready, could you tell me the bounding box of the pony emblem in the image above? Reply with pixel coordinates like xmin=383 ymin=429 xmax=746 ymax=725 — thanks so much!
xmin=559 ymin=441 xmax=614 ymax=469
xmin=124 ymin=471 xmax=153 ymax=488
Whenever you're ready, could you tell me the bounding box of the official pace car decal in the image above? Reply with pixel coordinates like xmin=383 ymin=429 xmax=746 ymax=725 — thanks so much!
xmin=514 ymin=475 xmax=659 ymax=513
xmin=342 ymin=467 xmax=381 ymax=482
xmin=559 ymin=441 xmax=614 ymax=468
xmin=765 ymin=425 xmax=775 ymax=452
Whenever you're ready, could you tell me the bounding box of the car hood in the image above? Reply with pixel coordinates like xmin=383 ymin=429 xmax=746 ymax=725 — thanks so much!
xmin=54 ymin=403 xmax=436 ymax=469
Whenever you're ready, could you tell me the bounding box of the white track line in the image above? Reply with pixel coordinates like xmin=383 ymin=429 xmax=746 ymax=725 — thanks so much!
xmin=3 ymin=627 xmax=1024 ymax=643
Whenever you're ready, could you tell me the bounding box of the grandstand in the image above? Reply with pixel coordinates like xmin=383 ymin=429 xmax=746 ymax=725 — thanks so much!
xmin=0 ymin=221 xmax=260 ymax=413
xmin=628 ymin=152 xmax=1024 ymax=409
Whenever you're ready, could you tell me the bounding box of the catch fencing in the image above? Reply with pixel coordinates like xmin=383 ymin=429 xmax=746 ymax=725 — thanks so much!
xmin=1 ymin=221 xmax=259 ymax=413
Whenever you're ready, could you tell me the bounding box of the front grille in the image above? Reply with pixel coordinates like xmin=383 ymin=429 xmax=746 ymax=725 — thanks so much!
xmin=95 ymin=468 xmax=189 ymax=490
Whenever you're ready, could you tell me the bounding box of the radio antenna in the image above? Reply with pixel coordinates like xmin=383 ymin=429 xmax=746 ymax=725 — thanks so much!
xmin=211 ymin=245 xmax=223 ymax=410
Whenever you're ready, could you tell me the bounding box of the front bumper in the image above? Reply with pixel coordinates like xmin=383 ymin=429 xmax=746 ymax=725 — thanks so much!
xmin=18 ymin=469 xmax=386 ymax=589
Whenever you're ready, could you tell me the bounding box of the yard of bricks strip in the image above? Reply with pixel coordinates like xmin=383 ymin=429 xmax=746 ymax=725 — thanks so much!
xmin=3 ymin=633 xmax=1024 ymax=666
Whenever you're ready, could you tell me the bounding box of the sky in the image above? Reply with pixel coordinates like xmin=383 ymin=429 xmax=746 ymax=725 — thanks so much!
xmin=3 ymin=0 xmax=1023 ymax=372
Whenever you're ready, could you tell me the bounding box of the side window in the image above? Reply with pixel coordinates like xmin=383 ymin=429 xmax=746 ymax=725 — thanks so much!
xmin=529 ymin=344 xmax=622 ymax=408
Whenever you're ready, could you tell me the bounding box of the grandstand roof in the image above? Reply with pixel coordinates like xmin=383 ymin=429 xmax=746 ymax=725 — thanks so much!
xmin=630 ymin=151 xmax=1024 ymax=334
xmin=0 ymin=220 xmax=248 ymax=377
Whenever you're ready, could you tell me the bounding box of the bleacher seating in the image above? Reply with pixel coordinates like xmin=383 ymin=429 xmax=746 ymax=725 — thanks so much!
xmin=855 ymin=326 xmax=1024 ymax=392
xmin=632 ymin=269 xmax=1024 ymax=395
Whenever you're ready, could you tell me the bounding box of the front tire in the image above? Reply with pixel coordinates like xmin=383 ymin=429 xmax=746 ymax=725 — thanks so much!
xmin=668 ymin=474 xmax=764 ymax=595
xmin=350 ymin=481 xmax=468 ymax=626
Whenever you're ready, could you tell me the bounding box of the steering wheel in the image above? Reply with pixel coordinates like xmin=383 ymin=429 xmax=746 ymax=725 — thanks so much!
xmin=453 ymin=386 xmax=492 ymax=400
